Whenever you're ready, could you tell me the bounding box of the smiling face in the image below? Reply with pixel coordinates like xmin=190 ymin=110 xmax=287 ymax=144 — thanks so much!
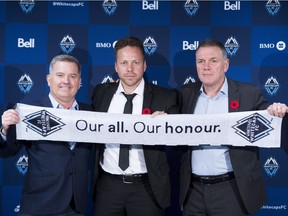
xmin=46 ymin=61 xmax=81 ymax=107
xmin=115 ymin=45 xmax=147 ymax=93
xmin=196 ymin=45 xmax=229 ymax=94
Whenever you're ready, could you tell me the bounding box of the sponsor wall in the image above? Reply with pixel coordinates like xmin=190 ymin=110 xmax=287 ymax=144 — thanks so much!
xmin=0 ymin=0 xmax=287 ymax=215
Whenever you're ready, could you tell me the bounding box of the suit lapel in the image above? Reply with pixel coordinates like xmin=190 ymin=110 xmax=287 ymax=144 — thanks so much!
xmin=185 ymin=83 xmax=201 ymax=114
xmin=40 ymin=96 xmax=53 ymax=107
xmin=99 ymin=84 xmax=118 ymax=112
xmin=142 ymin=83 xmax=152 ymax=112
xmin=227 ymin=79 xmax=241 ymax=155
xmin=227 ymin=78 xmax=240 ymax=113
xmin=97 ymin=83 xmax=118 ymax=157
xmin=141 ymin=83 xmax=153 ymax=153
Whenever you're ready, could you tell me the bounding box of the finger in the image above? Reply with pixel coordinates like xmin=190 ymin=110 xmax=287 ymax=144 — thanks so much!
xmin=151 ymin=111 xmax=166 ymax=118
xmin=2 ymin=110 xmax=19 ymax=125
xmin=274 ymin=104 xmax=286 ymax=118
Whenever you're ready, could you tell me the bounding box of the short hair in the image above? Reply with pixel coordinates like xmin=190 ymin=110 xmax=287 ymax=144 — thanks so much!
xmin=114 ymin=36 xmax=145 ymax=61
xmin=49 ymin=54 xmax=81 ymax=75
xmin=196 ymin=39 xmax=228 ymax=60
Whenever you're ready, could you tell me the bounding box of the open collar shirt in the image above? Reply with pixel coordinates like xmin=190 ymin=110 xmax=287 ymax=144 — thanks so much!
xmin=192 ymin=78 xmax=233 ymax=176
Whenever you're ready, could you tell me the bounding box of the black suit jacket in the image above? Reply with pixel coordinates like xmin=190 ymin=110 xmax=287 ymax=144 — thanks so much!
xmin=0 ymin=97 xmax=93 ymax=215
xmin=91 ymin=82 xmax=179 ymax=209
xmin=179 ymin=78 xmax=269 ymax=214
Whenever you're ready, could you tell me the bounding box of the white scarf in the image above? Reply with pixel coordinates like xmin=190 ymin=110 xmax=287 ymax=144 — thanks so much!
xmin=15 ymin=103 xmax=282 ymax=148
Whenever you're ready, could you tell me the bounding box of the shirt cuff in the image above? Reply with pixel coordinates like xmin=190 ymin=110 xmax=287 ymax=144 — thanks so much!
xmin=0 ymin=126 xmax=7 ymax=141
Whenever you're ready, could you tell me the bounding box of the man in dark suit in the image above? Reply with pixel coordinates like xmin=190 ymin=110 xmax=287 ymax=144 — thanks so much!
xmin=0 ymin=54 xmax=93 ymax=216
xmin=179 ymin=39 xmax=288 ymax=216
xmin=91 ymin=36 xmax=178 ymax=216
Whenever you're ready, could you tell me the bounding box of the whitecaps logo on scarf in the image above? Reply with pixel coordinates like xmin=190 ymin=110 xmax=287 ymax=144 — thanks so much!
xmin=232 ymin=113 xmax=274 ymax=143
xmin=23 ymin=110 xmax=65 ymax=137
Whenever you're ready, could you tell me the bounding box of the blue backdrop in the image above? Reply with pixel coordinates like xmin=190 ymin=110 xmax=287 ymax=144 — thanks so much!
xmin=0 ymin=1 xmax=287 ymax=215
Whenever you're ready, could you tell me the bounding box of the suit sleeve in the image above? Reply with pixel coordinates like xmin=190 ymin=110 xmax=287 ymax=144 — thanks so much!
xmin=165 ymin=89 xmax=179 ymax=114
xmin=281 ymin=115 xmax=288 ymax=153
xmin=0 ymin=125 xmax=23 ymax=157
xmin=91 ymin=84 xmax=101 ymax=111
xmin=254 ymin=86 xmax=270 ymax=110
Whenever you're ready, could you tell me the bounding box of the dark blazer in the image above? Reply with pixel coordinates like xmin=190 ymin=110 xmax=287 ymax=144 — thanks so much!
xmin=0 ymin=97 xmax=93 ymax=215
xmin=91 ymin=82 xmax=179 ymax=209
xmin=179 ymin=78 xmax=269 ymax=214
xmin=281 ymin=115 xmax=288 ymax=153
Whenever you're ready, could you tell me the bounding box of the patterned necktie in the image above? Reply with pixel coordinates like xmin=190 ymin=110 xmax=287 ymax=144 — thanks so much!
xmin=118 ymin=93 xmax=137 ymax=171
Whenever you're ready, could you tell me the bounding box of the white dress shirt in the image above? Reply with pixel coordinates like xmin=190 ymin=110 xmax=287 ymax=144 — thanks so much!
xmin=101 ymin=78 xmax=148 ymax=175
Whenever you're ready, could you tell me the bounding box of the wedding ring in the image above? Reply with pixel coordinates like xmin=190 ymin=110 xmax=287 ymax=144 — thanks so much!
xmin=277 ymin=106 xmax=281 ymax=110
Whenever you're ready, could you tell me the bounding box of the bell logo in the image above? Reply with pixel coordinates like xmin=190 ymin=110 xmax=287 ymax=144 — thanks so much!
xmin=142 ymin=0 xmax=158 ymax=10
xmin=18 ymin=38 xmax=35 ymax=48
xmin=183 ymin=41 xmax=199 ymax=50
xmin=224 ymin=1 xmax=240 ymax=10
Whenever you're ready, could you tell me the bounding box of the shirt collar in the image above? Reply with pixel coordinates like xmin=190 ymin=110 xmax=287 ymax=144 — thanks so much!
xmin=48 ymin=93 xmax=79 ymax=110
xmin=199 ymin=77 xmax=228 ymax=98
xmin=116 ymin=78 xmax=145 ymax=97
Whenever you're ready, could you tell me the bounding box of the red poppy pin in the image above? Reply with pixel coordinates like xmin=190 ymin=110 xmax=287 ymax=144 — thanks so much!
xmin=230 ymin=100 xmax=239 ymax=110
xmin=142 ymin=108 xmax=151 ymax=115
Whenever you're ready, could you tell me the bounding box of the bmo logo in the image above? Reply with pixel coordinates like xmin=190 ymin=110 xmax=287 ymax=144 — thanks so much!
xmin=224 ymin=1 xmax=240 ymax=11
xmin=18 ymin=38 xmax=35 ymax=48
xmin=95 ymin=42 xmax=112 ymax=48
xmin=259 ymin=41 xmax=286 ymax=51
xmin=259 ymin=43 xmax=275 ymax=49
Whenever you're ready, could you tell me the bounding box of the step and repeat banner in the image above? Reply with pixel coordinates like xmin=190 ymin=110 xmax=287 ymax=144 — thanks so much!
xmin=0 ymin=1 xmax=288 ymax=215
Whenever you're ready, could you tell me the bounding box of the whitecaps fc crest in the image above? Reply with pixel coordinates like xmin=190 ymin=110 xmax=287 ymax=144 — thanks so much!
xmin=19 ymin=0 xmax=35 ymax=13
xmin=184 ymin=0 xmax=199 ymax=16
xmin=183 ymin=76 xmax=196 ymax=85
xmin=103 ymin=0 xmax=117 ymax=15
xmin=23 ymin=110 xmax=65 ymax=137
xmin=266 ymin=0 xmax=281 ymax=16
xmin=18 ymin=74 xmax=33 ymax=93
xmin=143 ymin=36 xmax=157 ymax=56
xmin=264 ymin=157 xmax=279 ymax=177
xmin=101 ymin=75 xmax=114 ymax=83
xmin=60 ymin=35 xmax=76 ymax=54
xmin=264 ymin=76 xmax=279 ymax=96
xmin=16 ymin=155 xmax=28 ymax=175
xmin=224 ymin=37 xmax=239 ymax=56
xmin=232 ymin=113 xmax=273 ymax=143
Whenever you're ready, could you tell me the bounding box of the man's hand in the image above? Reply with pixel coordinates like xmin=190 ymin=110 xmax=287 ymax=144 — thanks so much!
xmin=267 ymin=102 xmax=288 ymax=118
xmin=1 ymin=109 xmax=20 ymax=135
xmin=151 ymin=111 xmax=167 ymax=118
